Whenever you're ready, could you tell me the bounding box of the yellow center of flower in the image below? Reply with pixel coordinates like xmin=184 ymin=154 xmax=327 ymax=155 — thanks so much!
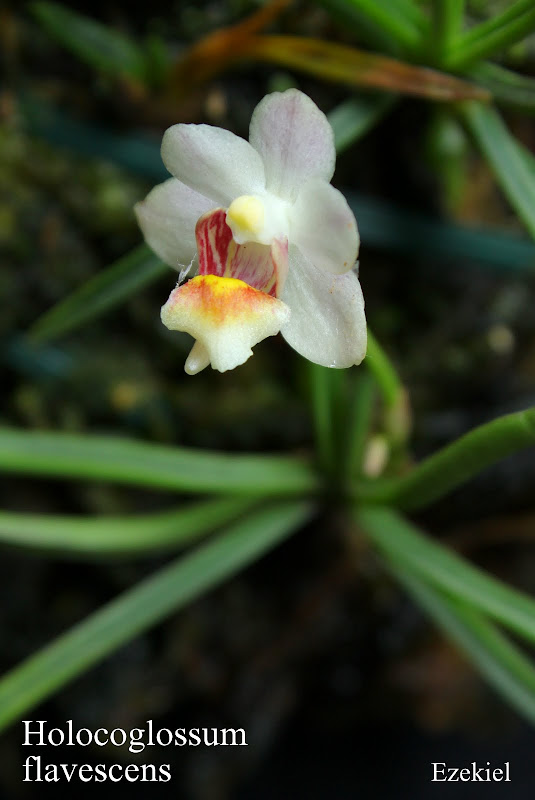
xmin=226 ymin=195 xmax=264 ymax=238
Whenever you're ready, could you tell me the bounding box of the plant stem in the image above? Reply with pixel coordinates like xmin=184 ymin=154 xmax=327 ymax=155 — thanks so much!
xmin=365 ymin=329 xmax=402 ymax=410
xmin=356 ymin=406 xmax=535 ymax=511
xmin=345 ymin=369 xmax=375 ymax=479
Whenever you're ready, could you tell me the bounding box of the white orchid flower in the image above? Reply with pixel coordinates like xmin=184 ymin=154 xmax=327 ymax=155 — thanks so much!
xmin=135 ymin=89 xmax=367 ymax=375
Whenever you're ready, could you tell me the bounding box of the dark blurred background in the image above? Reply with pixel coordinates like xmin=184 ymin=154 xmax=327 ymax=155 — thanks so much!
xmin=2 ymin=1 xmax=535 ymax=797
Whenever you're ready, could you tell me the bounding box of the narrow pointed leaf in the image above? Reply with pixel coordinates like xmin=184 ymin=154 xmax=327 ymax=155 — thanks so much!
xmin=320 ymin=0 xmax=423 ymax=52
xmin=328 ymin=93 xmax=397 ymax=152
xmin=446 ymin=0 xmax=535 ymax=69
xmin=468 ymin=63 xmax=535 ymax=115
xmin=346 ymin=191 xmax=535 ymax=272
xmin=358 ymin=506 xmax=535 ymax=647
xmin=31 ymin=1 xmax=149 ymax=82
xmin=20 ymin=94 xmax=167 ymax=179
xmin=241 ymin=36 xmax=489 ymax=102
xmin=315 ymin=0 xmax=409 ymax=54
xmin=461 ymin=101 xmax=535 ymax=239
xmin=0 ymin=501 xmax=313 ymax=731
xmin=0 ymin=497 xmax=261 ymax=557
xmin=28 ymin=245 xmax=167 ymax=344
xmin=0 ymin=427 xmax=319 ymax=496
xmin=389 ymin=0 xmax=428 ymax=30
xmin=394 ymin=566 xmax=535 ymax=724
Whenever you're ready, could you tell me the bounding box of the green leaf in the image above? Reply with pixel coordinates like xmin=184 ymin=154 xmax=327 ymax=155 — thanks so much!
xmin=315 ymin=0 xmax=411 ymax=55
xmin=0 ymin=427 xmax=319 ymax=496
xmin=357 ymin=506 xmax=535 ymax=647
xmin=389 ymin=0 xmax=428 ymax=31
xmin=27 ymin=245 xmax=167 ymax=344
xmin=394 ymin=565 xmax=535 ymax=724
xmin=0 ymin=501 xmax=313 ymax=731
xmin=358 ymin=405 xmax=535 ymax=510
xmin=19 ymin=93 xmax=168 ymax=180
xmin=468 ymin=62 xmax=535 ymax=115
xmin=328 ymin=93 xmax=397 ymax=153
xmin=322 ymin=0 xmax=423 ymax=53
xmin=516 ymin=136 xmax=535 ymax=177
xmin=446 ymin=0 xmax=535 ymax=69
xmin=346 ymin=190 xmax=535 ymax=272
xmin=0 ymin=497 xmax=262 ymax=557
xmin=31 ymin=2 xmax=149 ymax=82
xmin=461 ymin=101 xmax=535 ymax=240
xmin=430 ymin=0 xmax=464 ymax=55
xmin=143 ymin=32 xmax=171 ymax=88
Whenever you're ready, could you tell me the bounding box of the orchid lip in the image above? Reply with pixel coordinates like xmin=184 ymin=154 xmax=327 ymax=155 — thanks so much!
xmin=161 ymin=274 xmax=290 ymax=374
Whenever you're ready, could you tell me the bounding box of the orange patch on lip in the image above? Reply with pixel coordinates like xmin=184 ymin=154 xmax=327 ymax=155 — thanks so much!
xmin=165 ymin=274 xmax=280 ymax=325
xmin=161 ymin=273 xmax=291 ymax=374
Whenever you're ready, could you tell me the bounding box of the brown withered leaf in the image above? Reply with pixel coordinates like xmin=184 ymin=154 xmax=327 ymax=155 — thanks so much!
xmin=241 ymin=36 xmax=490 ymax=102
xmin=168 ymin=24 xmax=490 ymax=104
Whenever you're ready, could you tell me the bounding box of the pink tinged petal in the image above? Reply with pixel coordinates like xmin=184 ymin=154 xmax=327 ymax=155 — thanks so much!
xmin=281 ymin=247 xmax=367 ymax=368
xmin=161 ymin=275 xmax=290 ymax=374
xmin=196 ymin=209 xmax=288 ymax=297
xmin=290 ymin=179 xmax=360 ymax=275
xmin=161 ymin=124 xmax=265 ymax=207
xmin=249 ymin=89 xmax=336 ymax=202
xmin=134 ymin=178 xmax=214 ymax=269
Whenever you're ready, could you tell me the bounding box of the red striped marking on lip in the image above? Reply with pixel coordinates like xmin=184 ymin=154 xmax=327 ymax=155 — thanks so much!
xmin=195 ymin=208 xmax=287 ymax=297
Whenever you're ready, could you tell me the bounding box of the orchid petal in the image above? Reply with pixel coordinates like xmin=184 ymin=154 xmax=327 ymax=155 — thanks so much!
xmin=161 ymin=124 xmax=265 ymax=207
xmin=249 ymin=89 xmax=335 ymax=202
xmin=134 ymin=178 xmax=214 ymax=269
xmin=196 ymin=209 xmax=288 ymax=297
xmin=161 ymin=275 xmax=290 ymax=374
xmin=281 ymin=247 xmax=367 ymax=368
xmin=290 ymin=179 xmax=359 ymax=275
